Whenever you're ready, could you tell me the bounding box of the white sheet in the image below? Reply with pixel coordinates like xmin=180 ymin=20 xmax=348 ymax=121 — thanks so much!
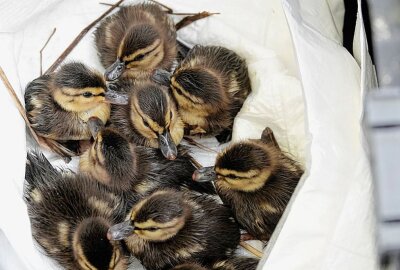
xmin=0 ymin=0 xmax=377 ymax=269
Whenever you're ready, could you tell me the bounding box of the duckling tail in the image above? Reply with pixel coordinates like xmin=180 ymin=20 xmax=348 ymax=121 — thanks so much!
xmin=24 ymin=151 xmax=63 ymax=201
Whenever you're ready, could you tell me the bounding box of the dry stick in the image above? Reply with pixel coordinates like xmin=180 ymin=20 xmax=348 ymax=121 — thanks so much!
xmin=0 ymin=66 xmax=41 ymax=144
xmin=183 ymin=136 xmax=218 ymax=154
xmin=175 ymin=12 xmax=219 ymax=31
xmin=45 ymin=0 xmax=125 ymax=74
xmin=148 ymin=0 xmax=173 ymax=13
xmin=240 ymin=241 xmax=263 ymax=258
xmin=40 ymin=28 xmax=57 ymax=75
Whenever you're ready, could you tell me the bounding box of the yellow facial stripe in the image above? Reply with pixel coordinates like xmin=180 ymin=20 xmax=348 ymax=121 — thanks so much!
xmin=132 ymin=99 xmax=163 ymax=133
xmin=62 ymin=87 xmax=105 ymax=96
xmin=75 ymin=243 xmax=97 ymax=270
xmin=219 ymin=168 xmax=272 ymax=192
xmin=121 ymin=39 xmax=161 ymax=62
xmin=134 ymin=217 xmax=182 ymax=230
xmin=215 ymin=168 xmax=260 ymax=178
xmin=130 ymin=190 xmax=170 ymax=220
xmin=171 ymin=77 xmax=205 ymax=104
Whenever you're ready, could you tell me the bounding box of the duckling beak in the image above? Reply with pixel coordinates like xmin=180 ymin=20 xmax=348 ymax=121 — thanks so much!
xmin=105 ymin=59 xmax=125 ymax=81
xmin=192 ymin=166 xmax=216 ymax=182
xmin=87 ymin=117 xmax=104 ymax=139
xmin=152 ymin=69 xmax=172 ymax=86
xmin=107 ymin=220 xmax=135 ymax=241
xmin=159 ymin=130 xmax=177 ymax=160
xmin=104 ymin=88 xmax=129 ymax=105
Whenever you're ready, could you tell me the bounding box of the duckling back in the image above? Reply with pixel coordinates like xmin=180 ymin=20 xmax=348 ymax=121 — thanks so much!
xmin=24 ymin=152 xmax=128 ymax=269
xmin=170 ymin=45 xmax=251 ymax=142
xmin=95 ymin=3 xmax=177 ymax=80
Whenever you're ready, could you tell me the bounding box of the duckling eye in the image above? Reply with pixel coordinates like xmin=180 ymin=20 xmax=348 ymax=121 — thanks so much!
xmin=147 ymin=227 xmax=158 ymax=232
xmin=143 ymin=120 xmax=150 ymax=128
xmin=82 ymin=92 xmax=93 ymax=98
xmin=170 ymin=111 xmax=173 ymax=120
xmin=133 ymin=54 xmax=145 ymax=61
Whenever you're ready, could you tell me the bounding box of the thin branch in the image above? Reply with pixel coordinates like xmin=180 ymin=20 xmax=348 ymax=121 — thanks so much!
xmin=0 ymin=66 xmax=41 ymax=144
xmin=148 ymin=0 xmax=172 ymax=13
xmin=239 ymin=241 xmax=263 ymax=258
xmin=45 ymin=0 xmax=125 ymax=74
xmin=0 ymin=66 xmax=75 ymax=161
xmin=176 ymin=12 xmax=219 ymax=31
xmin=99 ymin=2 xmax=116 ymax=7
xmin=183 ymin=136 xmax=218 ymax=154
xmin=40 ymin=28 xmax=57 ymax=75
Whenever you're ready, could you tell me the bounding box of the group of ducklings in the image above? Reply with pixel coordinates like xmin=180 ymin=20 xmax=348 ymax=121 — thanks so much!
xmin=23 ymin=2 xmax=304 ymax=270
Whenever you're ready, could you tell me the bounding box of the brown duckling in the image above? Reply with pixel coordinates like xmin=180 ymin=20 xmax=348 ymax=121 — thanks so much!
xmin=95 ymin=3 xmax=177 ymax=81
xmin=153 ymin=45 xmax=251 ymax=143
xmin=110 ymin=80 xmax=184 ymax=160
xmin=24 ymin=151 xmax=129 ymax=270
xmin=24 ymin=62 xmax=126 ymax=149
xmin=108 ymin=189 xmax=240 ymax=270
xmin=193 ymin=127 xmax=304 ymax=241
xmin=79 ymin=126 xmax=215 ymax=195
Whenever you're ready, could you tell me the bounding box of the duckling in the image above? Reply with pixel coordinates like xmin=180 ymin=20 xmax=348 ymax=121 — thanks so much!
xmin=108 ymin=189 xmax=240 ymax=270
xmin=24 ymin=151 xmax=129 ymax=270
xmin=24 ymin=62 xmax=125 ymax=149
xmin=171 ymin=256 xmax=259 ymax=270
xmin=79 ymin=126 xmax=215 ymax=195
xmin=95 ymin=3 xmax=177 ymax=81
xmin=193 ymin=127 xmax=304 ymax=240
xmin=110 ymin=80 xmax=184 ymax=160
xmin=153 ymin=45 xmax=251 ymax=143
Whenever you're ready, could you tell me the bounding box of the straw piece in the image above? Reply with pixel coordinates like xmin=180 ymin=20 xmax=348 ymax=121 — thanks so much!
xmin=183 ymin=136 xmax=218 ymax=154
xmin=176 ymin=12 xmax=219 ymax=30
xmin=0 ymin=66 xmax=41 ymax=144
xmin=45 ymin=0 xmax=125 ymax=74
xmin=40 ymin=28 xmax=57 ymax=75
xmin=239 ymin=241 xmax=263 ymax=258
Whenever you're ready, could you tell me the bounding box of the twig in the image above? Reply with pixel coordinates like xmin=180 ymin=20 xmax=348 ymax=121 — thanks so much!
xmin=239 ymin=241 xmax=263 ymax=258
xmin=183 ymin=136 xmax=218 ymax=154
xmin=0 ymin=66 xmax=41 ymax=144
xmin=176 ymin=12 xmax=219 ymax=31
xmin=0 ymin=66 xmax=75 ymax=161
xmin=40 ymin=28 xmax=57 ymax=75
xmin=99 ymin=2 xmax=116 ymax=6
xmin=148 ymin=0 xmax=172 ymax=13
xmin=45 ymin=0 xmax=125 ymax=74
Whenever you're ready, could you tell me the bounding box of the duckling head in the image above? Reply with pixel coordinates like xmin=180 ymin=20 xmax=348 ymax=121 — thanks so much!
xmin=129 ymin=82 xmax=184 ymax=160
xmin=108 ymin=190 xmax=190 ymax=242
xmin=73 ymin=217 xmax=127 ymax=270
xmin=104 ymin=24 xmax=165 ymax=81
xmin=193 ymin=141 xmax=279 ymax=192
xmin=79 ymin=126 xmax=137 ymax=191
xmin=170 ymin=67 xmax=228 ymax=112
xmin=52 ymin=62 xmax=128 ymax=112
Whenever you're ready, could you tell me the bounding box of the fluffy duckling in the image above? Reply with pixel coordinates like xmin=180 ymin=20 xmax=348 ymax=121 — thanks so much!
xmin=110 ymin=80 xmax=184 ymax=160
xmin=24 ymin=62 xmax=125 ymax=143
xmin=79 ymin=126 xmax=215 ymax=195
xmin=153 ymin=45 xmax=251 ymax=143
xmin=95 ymin=3 xmax=177 ymax=81
xmin=108 ymin=189 xmax=240 ymax=270
xmin=193 ymin=127 xmax=304 ymax=240
xmin=24 ymin=151 xmax=128 ymax=270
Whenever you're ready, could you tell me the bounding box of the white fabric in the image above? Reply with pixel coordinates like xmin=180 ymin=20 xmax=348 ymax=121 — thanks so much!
xmin=0 ymin=0 xmax=376 ymax=269
xmin=263 ymin=1 xmax=378 ymax=269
